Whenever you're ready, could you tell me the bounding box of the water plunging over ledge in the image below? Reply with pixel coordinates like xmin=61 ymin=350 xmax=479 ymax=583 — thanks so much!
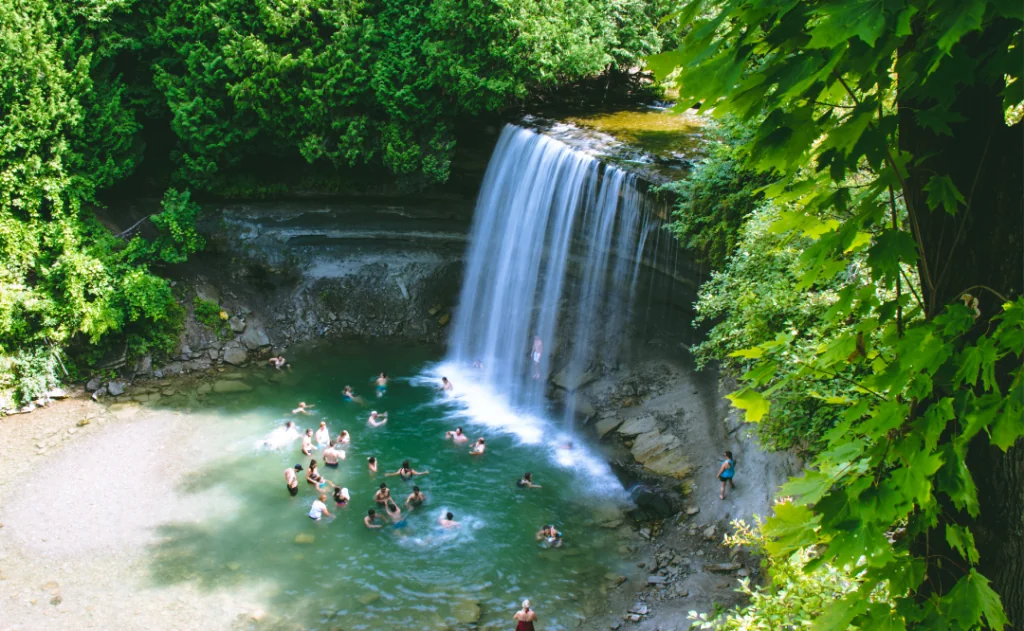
xmin=445 ymin=124 xmax=663 ymax=423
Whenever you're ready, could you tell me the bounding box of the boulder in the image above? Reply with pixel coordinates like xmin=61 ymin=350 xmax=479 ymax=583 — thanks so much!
xmin=630 ymin=431 xmax=680 ymax=464
xmin=196 ymin=383 xmax=212 ymax=395
xmin=222 ymin=342 xmax=248 ymax=366
xmin=595 ymin=416 xmax=624 ymax=438
xmin=162 ymin=362 xmax=184 ymax=376
xmin=240 ymin=325 xmax=271 ymax=350
xmin=86 ymin=377 xmax=102 ymax=392
xmin=643 ymin=448 xmax=691 ymax=478
xmin=571 ymin=393 xmax=597 ymax=421
xmin=617 ymin=415 xmax=655 ymax=437
xmin=212 ymin=380 xmax=253 ymax=394
xmin=294 ymin=533 xmax=315 ymax=545
xmin=107 ymin=381 xmax=125 ymax=397
xmin=194 ymin=281 xmax=220 ymax=304
xmin=179 ymin=345 xmax=192 ymax=360
xmin=229 ymin=316 xmax=246 ymax=334
xmin=706 ymin=562 xmax=741 ymax=573
xmin=358 ymin=592 xmax=380 ymax=605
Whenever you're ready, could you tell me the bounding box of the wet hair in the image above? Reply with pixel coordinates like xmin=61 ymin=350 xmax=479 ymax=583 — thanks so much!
xmin=368 ymin=509 xmax=376 ymax=517
xmin=368 ymin=456 xmax=376 ymax=464
xmin=402 ymin=460 xmax=411 ymax=469
xmin=319 ymin=421 xmax=326 ymax=426
xmin=479 ymin=437 xmax=485 ymax=443
xmin=381 ymin=372 xmax=387 ymax=378
xmin=523 ymin=472 xmax=532 ymax=480
xmin=725 ymin=450 xmax=734 ymax=459
xmin=456 ymin=427 xmax=463 ymax=432
xmin=413 ymin=485 xmax=420 ymax=492
xmin=379 ymin=482 xmax=388 ymax=489
xmin=318 ymin=493 xmax=326 ymax=501
xmin=442 ymin=377 xmax=448 ymax=382
xmin=446 ymin=512 xmax=454 ymax=520
xmin=305 ymin=428 xmax=313 ymax=434
xmin=329 ymin=441 xmax=336 ymax=447
xmin=309 ymin=459 xmax=318 ymax=468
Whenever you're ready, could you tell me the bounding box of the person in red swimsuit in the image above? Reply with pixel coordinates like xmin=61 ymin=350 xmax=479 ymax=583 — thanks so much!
xmin=513 ymin=599 xmax=537 ymax=630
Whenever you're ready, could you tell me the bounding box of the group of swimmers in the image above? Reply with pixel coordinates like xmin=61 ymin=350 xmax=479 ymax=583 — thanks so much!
xmin=281 ymin=373 xmax=564 ymax=550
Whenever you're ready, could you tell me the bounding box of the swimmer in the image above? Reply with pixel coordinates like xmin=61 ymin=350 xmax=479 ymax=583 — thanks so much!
xmin=375 ymin=372 xmax=388 ymax=397
xmin=367 ymin=411 xmax=389 ymax=427
xmin=472 ymin=360 xmax=484 ymax=369
xmin=309 ymin=493 xmax=332 ymax=521
xmin=513 ymin=600 xmax=538 ymax=631
xmin=292 ymin=401 xmax=314 ymax=415
xmin=315 ymin=421 xmax=331 ymax=447
xmin=367 ymin=456 xmax=378 ymax=473
xmin=323 ymin=441 xmax=345 ymax=466
xmin=260 ymin=421 xmax=300 ymax=449
xmin=440 ymin=377 xmax=453 ymax=392
xmin=301 ymin=428 xmax=317 ymax=455
xmin=284 ymin=464 xmax=303 ymax=496
xmin=405 ymin=486 xmax=426 ymax=510
xmin=385 ymin=498 xmax=403 ymax=523
xmin=445 ymin=427 xmax=469 ymax=444
xmin=374 ymin=482 xmax=391 ymax=504
xmin=364 ymin=508 xmax=383 ymax=529
xmin=559 ymin=441 xmax=574 ymax=450
xmin=469 ymin=437 xmax=486 ymax=455
xmin=333 ymin=486 xmax=350 ymax=506
xmin=268 ymin=356 xmax=287 ymax=370
xmin=439 ymin=511 xmax=460 ymax=529
xmin=306 ymin=459 xmax=330 ymax=488
xmin=342 ymin=385 xmax=365 ymax=405
xmin=517 ymin=472 xmax=541 ymax=489
xmin=535 ymin=525 xmax=562 ymax=547
xmin=385 ymin=460 xmax=429 ymax=480
xmin=337 ymin=430 xmax=351 ymax=445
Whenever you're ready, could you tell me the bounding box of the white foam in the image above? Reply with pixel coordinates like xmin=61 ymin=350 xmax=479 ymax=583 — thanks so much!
xmin=413 ymin=362 xmax=628 ymax=498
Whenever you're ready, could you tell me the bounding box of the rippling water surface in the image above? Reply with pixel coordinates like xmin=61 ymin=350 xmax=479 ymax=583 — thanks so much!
xmin=152 ymin=344 xmax=630 ymax=630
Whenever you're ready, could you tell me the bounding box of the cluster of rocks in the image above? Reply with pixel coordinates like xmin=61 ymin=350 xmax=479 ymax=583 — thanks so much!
xmin=32 ymin=411 xmax=108 ymax=457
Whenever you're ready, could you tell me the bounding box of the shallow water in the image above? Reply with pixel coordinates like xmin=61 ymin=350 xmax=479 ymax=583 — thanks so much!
xmin=148 ymin=344 xmax=631 ymax=630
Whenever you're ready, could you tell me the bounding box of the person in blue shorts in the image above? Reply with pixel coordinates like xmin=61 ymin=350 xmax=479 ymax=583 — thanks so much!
xmin=717 ymin=450 xmax=736 ymax=499
xmin=375 ymin=372 xmax=388 ymax=397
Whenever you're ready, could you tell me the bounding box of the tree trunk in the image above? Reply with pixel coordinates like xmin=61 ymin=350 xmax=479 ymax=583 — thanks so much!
xmin=900 ymin=25 xmax=1024 ymax=628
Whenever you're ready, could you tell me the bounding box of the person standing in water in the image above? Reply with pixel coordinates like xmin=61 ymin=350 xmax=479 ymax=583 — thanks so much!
xmin=385 ymin=498 xmax=405 ymax=525
xmin=315 ymin=421 xmax=331 ymax=448
xmin=309 ymin=493 xmax=332 ymax=521
xmin=367 ymin=456 xmax=378 ymax=473
xmin=364 ymin=508 xmax=383 ymax=529
xmin=405 ymin=486 xmax=426 ymax=510
xmin=284 ymin=464 xmax=302 ymax=496
xmin=374 ymin=482 xmax=391 ymax=504
xmin=375 ymin=372 xmax=388 ymax=397
xmin=323 ymin=441 xmax=344 ymax=467
xmin=717 ymin=451 xmax=736 ymax=500
xmin=440 ymin=377 xmax=453 ymax=392
xmin=337 ymin=430 xmax=351 ymax=445
xmin=469 ymin=437 xmax=486 ymax=455
xmin=301 ymin=428 xmax=316 ymax=455
xmin=445 ymin=427 xmax=469 ymax=443
xmin=333 ymin=486 xmax=350 ymax=507
xmin=269 ymin=356 xmax=287 ymax=370
xmin=531 ymin=336 xmax=543 ymax=379
xmin=514 ymin=600 xmax=538 ymax=630
xmin=367 ymin=411 xmax=388 ymax=427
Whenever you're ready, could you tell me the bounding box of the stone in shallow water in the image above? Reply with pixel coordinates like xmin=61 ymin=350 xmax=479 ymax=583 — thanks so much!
xmin=212 ymin=380 xmax=253 ymax=394
xmin=294 ymin=533 xmax=315 ymax=545
xmin=452 ymin=599 xmax=481 ymax=624
xmin=358 ymin=592 xmax=380 ymax=605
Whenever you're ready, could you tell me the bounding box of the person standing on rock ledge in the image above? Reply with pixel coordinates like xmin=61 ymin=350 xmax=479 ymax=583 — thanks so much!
xmin=531 ymin=336 xmax=543 ymax=379
xmin=718 ymin=450 xmax=736 ymax=500
xmin=514 ymin=599 xmax=538 ymax=630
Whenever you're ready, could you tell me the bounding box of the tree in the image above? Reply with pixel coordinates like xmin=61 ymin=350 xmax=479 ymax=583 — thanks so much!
xmin=651 ymin=0 xmax=1022 ymax=627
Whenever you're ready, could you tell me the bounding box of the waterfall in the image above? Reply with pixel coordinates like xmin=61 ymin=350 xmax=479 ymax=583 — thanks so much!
xmin=445 ymin=124 xmax=656 ymax=423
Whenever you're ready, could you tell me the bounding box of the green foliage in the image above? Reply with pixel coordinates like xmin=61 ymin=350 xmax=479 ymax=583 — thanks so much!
xmin=663 ymin=119 xmax=772 ymax=270
xmin=655 ymin=0 xmax=1022 ymax=628
xmin=192 ymin=296 xmax=224 ymax=329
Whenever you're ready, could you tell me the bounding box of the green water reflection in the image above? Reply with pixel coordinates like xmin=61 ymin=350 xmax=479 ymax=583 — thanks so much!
xmin=147 ymin=344 xmax=629 ymax=630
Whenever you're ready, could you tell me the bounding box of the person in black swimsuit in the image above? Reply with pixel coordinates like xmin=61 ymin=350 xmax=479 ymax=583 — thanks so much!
xmin=385 ymin=460 xmax=429 ymax=480
xmin=517 ymin=472 xmax=541 ymax=489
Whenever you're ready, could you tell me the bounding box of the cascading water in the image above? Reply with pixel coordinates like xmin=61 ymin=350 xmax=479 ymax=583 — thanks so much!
xmin=445 ymin=124 xmax=657 ymax=425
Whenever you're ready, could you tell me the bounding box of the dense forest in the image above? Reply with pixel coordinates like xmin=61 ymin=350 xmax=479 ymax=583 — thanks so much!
xmin=0 ymin=0 xmax=671 ymax=405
